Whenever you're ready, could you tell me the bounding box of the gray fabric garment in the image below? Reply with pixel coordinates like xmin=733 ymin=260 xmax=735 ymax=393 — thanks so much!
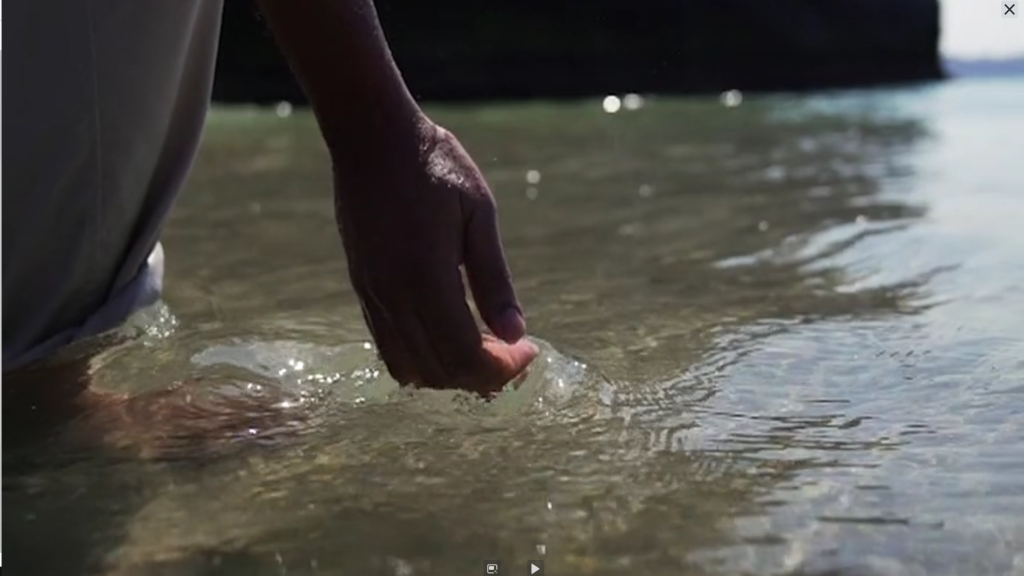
xmin=3 ymin=0 xmax=226 ymax=369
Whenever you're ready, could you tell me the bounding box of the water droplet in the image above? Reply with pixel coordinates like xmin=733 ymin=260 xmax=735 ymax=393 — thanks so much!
xmin=526 ymin=187 xmax=539 ymax=200
xmin=275 ymin=101 xmax=293 ymax=118
xmin=602 ymin=95 xmax=622 ymax=114
xmin=623 ymin=93 xmax=644 ymax=110
xmin=758 ymin=220 xmax=770 ymax=232
xmin=638 ymin=184 xmax=654 ymax=198
xmin=719 ymin=89 xmax=743 ymax=108
xmin=525 ymin=169 xmax=541 ymax=184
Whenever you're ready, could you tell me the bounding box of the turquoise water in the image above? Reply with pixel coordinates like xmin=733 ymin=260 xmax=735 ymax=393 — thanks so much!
xmin=4 ymin=77 xmax=1024 ymax=575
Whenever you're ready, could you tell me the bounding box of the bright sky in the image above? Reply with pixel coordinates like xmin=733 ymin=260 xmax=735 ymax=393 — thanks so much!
xmin=941 ymin=0 xmax=1024 ymax=58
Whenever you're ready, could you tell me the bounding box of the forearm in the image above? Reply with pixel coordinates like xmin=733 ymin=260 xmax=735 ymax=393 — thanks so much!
xmin=255 ymin=0 xmax=428 ymax=158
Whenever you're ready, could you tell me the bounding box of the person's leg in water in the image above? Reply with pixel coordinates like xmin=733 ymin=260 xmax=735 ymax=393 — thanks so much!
xmin=2 ymin=0 xmax=302 ymax=457
xmin=5 ymin=355 xmax=309 ymax=460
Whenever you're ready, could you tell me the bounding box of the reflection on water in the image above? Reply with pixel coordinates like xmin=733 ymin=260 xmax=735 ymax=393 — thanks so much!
xmin=5 ymin=78 xmax=1024 ymax=576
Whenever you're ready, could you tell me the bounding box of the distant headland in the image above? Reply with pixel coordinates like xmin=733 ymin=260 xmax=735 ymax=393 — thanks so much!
xmin=943 ymin=57 xmax=1024 ymax=78
xmin=212 ymin=0 xmax=945 ymax=104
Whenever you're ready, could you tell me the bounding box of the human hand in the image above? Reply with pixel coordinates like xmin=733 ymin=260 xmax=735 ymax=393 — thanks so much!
xmin=331 ymin=117 xmax=539 ymax=395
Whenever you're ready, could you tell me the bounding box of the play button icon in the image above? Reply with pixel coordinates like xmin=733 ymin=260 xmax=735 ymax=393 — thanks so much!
xmin=527 ymin=560 xmax=544 ymax=575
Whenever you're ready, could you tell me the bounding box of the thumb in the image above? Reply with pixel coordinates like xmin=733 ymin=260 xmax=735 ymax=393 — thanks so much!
xmin=464 ymin=198 xmax=526 ymax=343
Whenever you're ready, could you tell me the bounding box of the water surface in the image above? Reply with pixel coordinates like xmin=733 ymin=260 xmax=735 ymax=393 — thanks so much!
xmin=5 ymin=78 xmax=1024 ymax=576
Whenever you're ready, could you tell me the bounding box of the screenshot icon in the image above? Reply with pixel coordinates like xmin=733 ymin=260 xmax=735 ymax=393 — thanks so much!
xmin=485 ymin=563 xmax=500 ymax=574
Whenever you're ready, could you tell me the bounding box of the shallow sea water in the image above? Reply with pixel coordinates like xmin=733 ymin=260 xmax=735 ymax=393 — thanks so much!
xmin=5 ymin=77 xmax=1024 ymax=576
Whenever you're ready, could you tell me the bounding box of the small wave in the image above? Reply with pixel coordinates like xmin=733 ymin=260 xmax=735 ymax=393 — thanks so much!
xmin=71 ymin=326 xmax=601 ymax=461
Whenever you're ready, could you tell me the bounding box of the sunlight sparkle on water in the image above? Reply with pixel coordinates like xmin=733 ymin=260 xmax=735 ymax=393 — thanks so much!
xmin=720 ymin=89 xmax=743 ymax=108
xmin=623 ymin=93 xmax=644 ymax=110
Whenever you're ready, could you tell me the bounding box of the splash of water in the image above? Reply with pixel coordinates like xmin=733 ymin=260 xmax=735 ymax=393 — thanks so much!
xmin=82 ymin=322 xmax=600 ymax=461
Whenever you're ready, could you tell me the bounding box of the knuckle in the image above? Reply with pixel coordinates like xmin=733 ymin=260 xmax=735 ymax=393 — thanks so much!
xmin=474 ymin=191 xmax=498 ymax=214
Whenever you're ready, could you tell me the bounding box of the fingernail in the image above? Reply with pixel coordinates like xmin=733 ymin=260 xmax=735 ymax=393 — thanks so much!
xmin=525 ymin=339 xmax=540 ymax=355
xmin=496 ymin=307 xmax=527 ymax=342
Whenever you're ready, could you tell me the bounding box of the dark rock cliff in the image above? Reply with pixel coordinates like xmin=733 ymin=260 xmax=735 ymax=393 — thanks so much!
xmin=212 ymin=0 xmax=944 ymax=104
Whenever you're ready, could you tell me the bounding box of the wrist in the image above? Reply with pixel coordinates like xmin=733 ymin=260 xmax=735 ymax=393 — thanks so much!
xmin=325 ymin=105 xmax=438 ymax=168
